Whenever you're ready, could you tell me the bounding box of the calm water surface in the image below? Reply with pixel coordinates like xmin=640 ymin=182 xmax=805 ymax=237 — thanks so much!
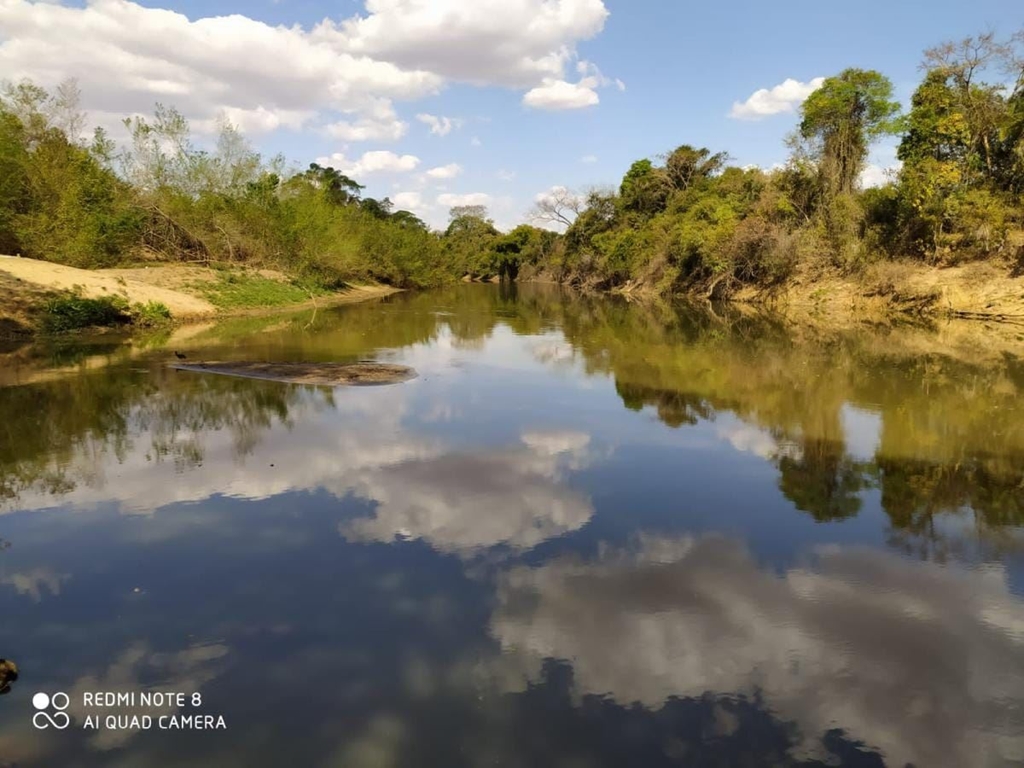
xmin=2 ymin=285 xmax=1024 ymax=767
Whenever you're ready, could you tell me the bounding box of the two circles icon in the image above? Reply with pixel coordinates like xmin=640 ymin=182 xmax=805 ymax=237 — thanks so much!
xmin=32 ymin=692 xmax=71 ymax=730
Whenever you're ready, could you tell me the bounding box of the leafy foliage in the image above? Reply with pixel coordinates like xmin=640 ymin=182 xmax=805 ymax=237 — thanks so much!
xmin=538 ymin=29 xmax=1024 ymax=292
xmin=0 ymin=81 xmax=462 ymax=290
xmin=40 ymin=294 xmax=130 ymax=333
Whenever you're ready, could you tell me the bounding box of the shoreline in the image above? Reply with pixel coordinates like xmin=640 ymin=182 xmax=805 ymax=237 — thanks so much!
xmin=0 ymin=256 xmax=401 ymax=338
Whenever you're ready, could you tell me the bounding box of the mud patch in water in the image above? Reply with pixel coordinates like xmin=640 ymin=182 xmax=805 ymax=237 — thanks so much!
xmin=171 ymin=361 xmax=417 ymax=386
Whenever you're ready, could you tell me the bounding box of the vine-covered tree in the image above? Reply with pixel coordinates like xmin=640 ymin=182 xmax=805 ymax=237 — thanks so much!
xmin=799 ymin=68 xmax=902 ymax=195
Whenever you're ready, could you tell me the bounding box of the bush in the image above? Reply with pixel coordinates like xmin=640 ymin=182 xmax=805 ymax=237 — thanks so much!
xmin=130 ymin=301 xmax=172 ymax=326
xmin=727 ymin=216 xmax=798 ymax=286
xmin=40 ymin=294 xmax=130 ymax=333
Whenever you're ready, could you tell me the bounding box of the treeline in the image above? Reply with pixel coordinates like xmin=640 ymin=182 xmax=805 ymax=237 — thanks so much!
xmin=0 ymin=81 xmax=554 ymax=289
xmin=2 ymin=29 xmax=1023 ymax=298
xmin=521 ymin=31 xmax=1024 ymax=295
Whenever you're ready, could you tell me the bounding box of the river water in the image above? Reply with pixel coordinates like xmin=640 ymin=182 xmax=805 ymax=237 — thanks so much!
xmin=1 ymin=284 xmax=1023 ymax=767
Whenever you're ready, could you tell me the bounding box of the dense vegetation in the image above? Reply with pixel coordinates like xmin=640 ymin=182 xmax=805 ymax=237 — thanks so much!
xmin=0 ymin=83 xmax=490 ymax=289
xmin=1 ymin=30 xmax=1023 ymax=299
xmin=526 ymin=31 xmax=1024 ymax=295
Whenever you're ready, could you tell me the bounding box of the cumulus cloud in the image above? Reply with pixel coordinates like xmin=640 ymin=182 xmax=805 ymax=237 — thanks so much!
xmin=497 ymin=169 xmax=517 ymax=181
xmin=194 ymin=106 xmax=314 ymax=136
xmin=425 ymin=163 xmax=463 ymax=180
xmin=0 ymin=0 xmax=616 ymax=138
xmin=492 ymin=535 xmax=1024 ymax=767
xmin=437 ymin=192 xmax=491 ymax=207
xmin=729 ymin=77 xmax=825 ymax=120
xmin=331 ymin=0 xmax=610 ymax=88
xmin=416 ymin=113 xmax=464 ymax=136
xmin=323 ymin=100 xmax=408 ymax=141
xmin=0 ymin=0 xmax=442 ymax=136
xmin=316 ymin=150 xmax=421 ymax=177
xmin=580 ymin=154 xmax=597 ymax=164
xmin=523 ymin=77 xmax=600 ymax=110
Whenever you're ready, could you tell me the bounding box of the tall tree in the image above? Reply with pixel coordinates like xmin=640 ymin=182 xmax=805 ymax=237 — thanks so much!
xmin=799 ymin=69 xmax=901 ymax=195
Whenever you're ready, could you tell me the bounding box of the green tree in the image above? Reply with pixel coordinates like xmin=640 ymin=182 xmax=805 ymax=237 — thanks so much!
xmin=799 ymin=69 xmax=901 ymax=195
xmin=619 ymin=159 xmax=671 ymax=217
xmin=663 ymin=145 xmax=728 ymax=192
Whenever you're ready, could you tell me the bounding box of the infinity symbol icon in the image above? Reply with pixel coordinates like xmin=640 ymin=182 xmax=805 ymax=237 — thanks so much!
xmin=32 ymin=692 xmax=71 ymax=730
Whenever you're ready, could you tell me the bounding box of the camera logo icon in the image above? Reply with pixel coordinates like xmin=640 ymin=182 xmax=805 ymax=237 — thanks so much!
xmin=32 ymin=692 xmax=71 ymax=730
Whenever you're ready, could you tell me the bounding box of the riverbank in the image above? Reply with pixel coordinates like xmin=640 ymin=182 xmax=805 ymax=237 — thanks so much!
xmin=0 ymin=256 xmax=399 ymax=337
xmin=593 ymin=254 xmax=1024 ymax=325
xmin=729 ymin=258 xmax=1024 ymax=322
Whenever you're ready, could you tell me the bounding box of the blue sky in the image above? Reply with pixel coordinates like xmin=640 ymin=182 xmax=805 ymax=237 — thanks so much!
xmin=1 ymin=0 xmax=1020 ymax=228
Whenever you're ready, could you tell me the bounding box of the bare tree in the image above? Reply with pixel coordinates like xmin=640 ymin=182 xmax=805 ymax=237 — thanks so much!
xmin=529 ymin=186 xmax=585 ymax=228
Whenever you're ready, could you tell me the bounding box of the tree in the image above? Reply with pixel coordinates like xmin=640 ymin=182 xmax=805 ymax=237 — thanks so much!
xmin=799 ymin=69 xmax=901 ymax=195
xmin=443 ymin=206 xmax=500 ymax=277
xmin=390 ymin=209 xmax=428 ymax=230
xmin=922 ymin=33 xmax=1007 ymax=177
xmin=302 ymin=163 xmax=364 ymax=205
xmin=360 ymin=196 xmax=393 ymax=219
xmin=0 ymin=108 xmax=28 ymax=253
xmin=447 ymin=205 xmax=489 ymax=225
xmin=529 ymin=186 xmax=585 ymax=228
xmin=662 ymin=145 xmax=727 ymax=191
xmin=619 ymin=159 xmax=671 ymax=216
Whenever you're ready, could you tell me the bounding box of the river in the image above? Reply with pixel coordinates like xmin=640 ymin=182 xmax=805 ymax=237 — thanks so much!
xmin=1 ymin=284 xmax=1023 ymax=767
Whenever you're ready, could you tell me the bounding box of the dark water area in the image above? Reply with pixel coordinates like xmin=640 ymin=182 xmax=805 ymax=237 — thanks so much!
xmin=1 ymin=284 xmax=1024 ymax=767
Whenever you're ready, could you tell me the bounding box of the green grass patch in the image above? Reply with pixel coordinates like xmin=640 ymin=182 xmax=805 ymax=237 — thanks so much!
xmin=197 ymin=272 xmax=330 ymax=309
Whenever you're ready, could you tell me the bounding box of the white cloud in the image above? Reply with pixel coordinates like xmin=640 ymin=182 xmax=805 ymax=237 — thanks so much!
xmin=497 ymin=169 xmax=517 ymax=181
xmin=425 ymin=163 xmax=463 ymax=180
xmin=729 ymin=77 xmax=825 ymax=120
xmin=470 ymin=136 xmax=482 ymax=147
xmin=523 ymin=76 xmax=600 ymax=110
xmin=437 ymin=192 xmax=491 ymax=207
xmin=331 ymin=0 xmax=610 ymax=88
xmin=0 ymin=0 xmax=616 ymax=141
xmin=0 ymin=0 xmax=442 ymax=136
xmin=323 ymin=101 xmax=408 ymax=141
xmin=392 ymin=191 xmax=424 ymax=210
xmin=315 ymin=150 xmax=421 ymax=177
xmin=416 ymin=113 xmax=464 ymax=136
xmin=859 ymin=163 xmax=900 ymax=188
xmin=194 ymin=106 xmax=314 ymax=136
xmin=580 ymin=154 xmax=597 ymax=164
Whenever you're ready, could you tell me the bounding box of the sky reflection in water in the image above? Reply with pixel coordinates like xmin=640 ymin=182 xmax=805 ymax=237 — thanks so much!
xmin=1 ymin=285 xmax=1024 ymax=767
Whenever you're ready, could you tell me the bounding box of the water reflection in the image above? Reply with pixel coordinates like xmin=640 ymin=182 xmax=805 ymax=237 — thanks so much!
xmin=492 ymin=535 xmax=1024 ymax=767
xmin=339 ymin=430 xmax=593 ymax=555
xmin=1 ymin=285 xmax=1024 ymax=766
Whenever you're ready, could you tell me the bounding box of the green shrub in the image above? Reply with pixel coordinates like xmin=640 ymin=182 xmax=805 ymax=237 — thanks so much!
xmin=40 ymin=294 xmax=130 ymax=333
xmin=130 ymin=301 xmax=172 ymax=326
